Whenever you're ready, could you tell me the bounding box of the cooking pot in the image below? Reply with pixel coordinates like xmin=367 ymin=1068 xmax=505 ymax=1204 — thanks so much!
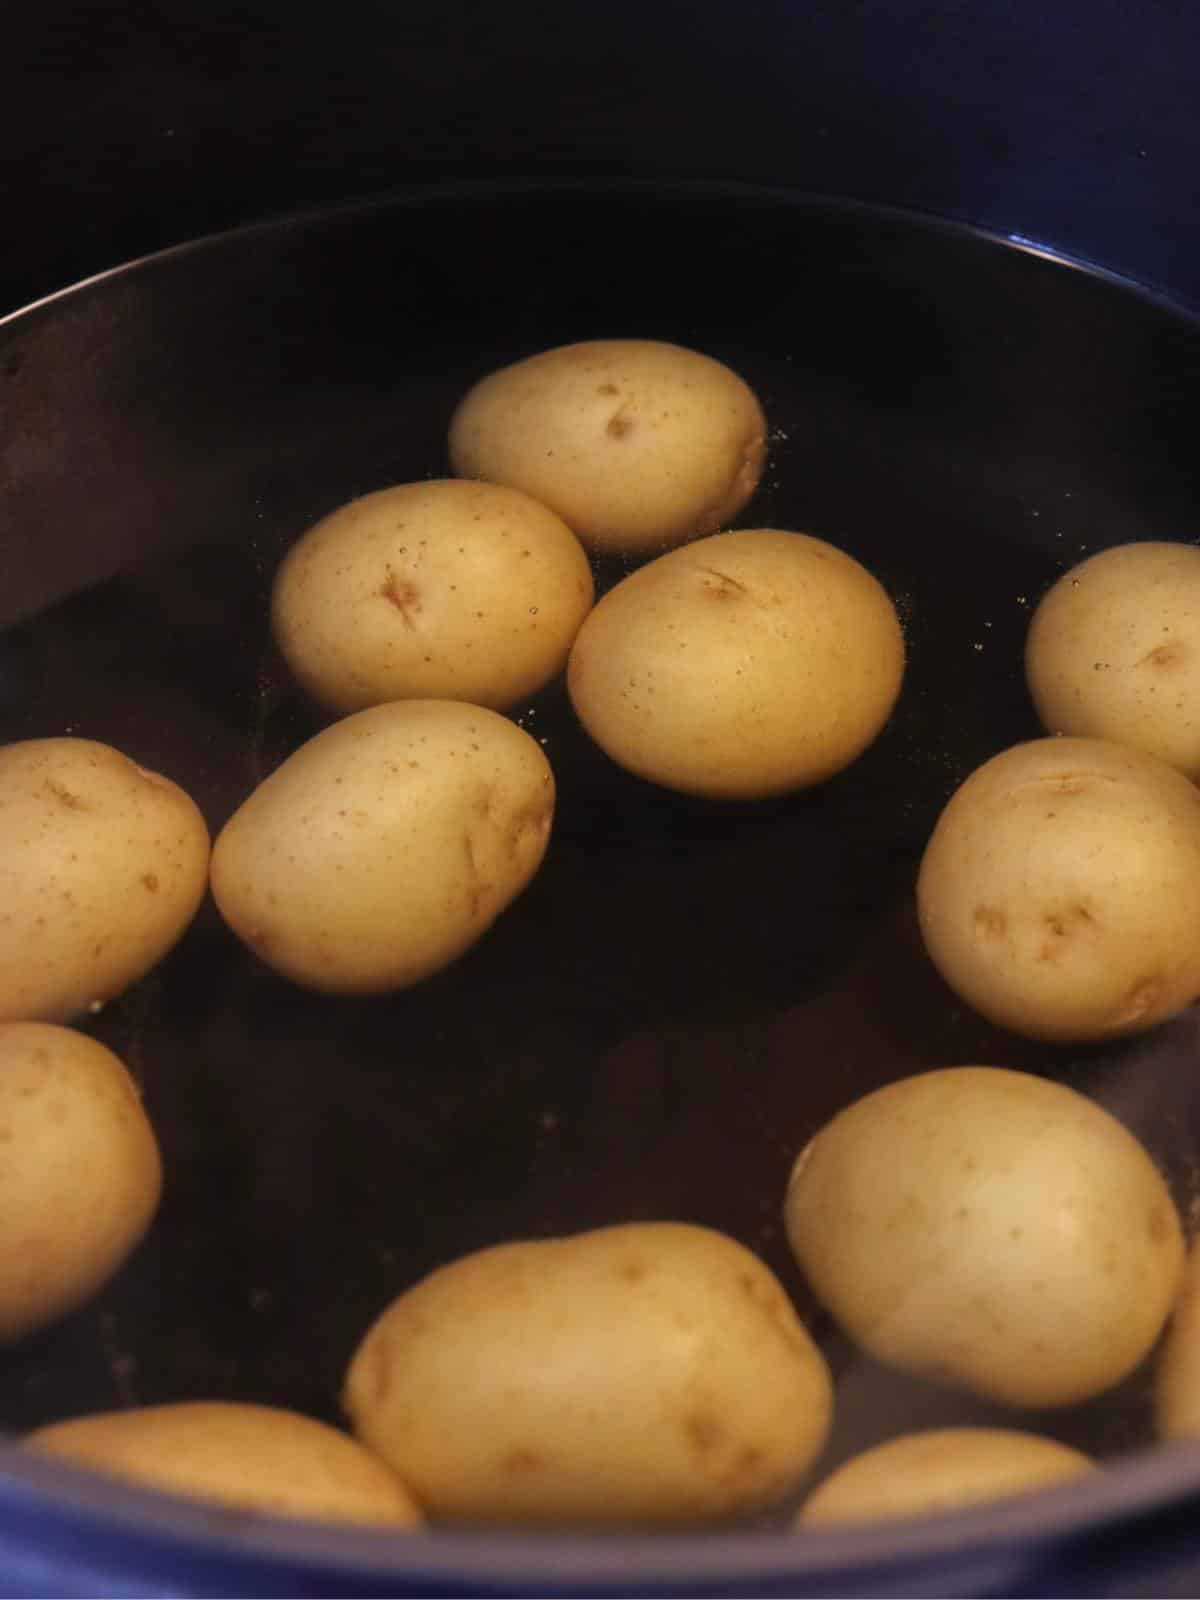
xmin=6 ymin=6 xmax=1200 ymax=1595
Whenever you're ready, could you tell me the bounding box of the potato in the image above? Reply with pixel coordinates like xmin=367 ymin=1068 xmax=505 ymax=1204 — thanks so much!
xmin=210 ymin=700 xmax=553 ymax=993
xmin=1026 ymin=542 xmax=1200 ymax=779
xmin=1155 ymin=1242 xmax=1200 ymax=1439
xmin=343 ymin=1222 xmax=833 ymax=1525
xmin=448 ymin=340 xmax=766 ymax=556
xmin=25 ymin=1401 xmax=422 ymax=1526
xmin=0 ymin=1022 xmax=161 ymax=1339
xmin=797 ymin=1428 xmax=1095 ymax=1526
xmin=916 ymin=737 xmax=1200 ymax=1042
xmin=784 ymin=1067 xmax=1183 ymax=1408
xmin=566 ymin=528 xmax=904 ymax=799
xmin=270 ymin=479 xmax=595 ymax=715
xmin=0 ymin=738 xmax=210 ymax=1023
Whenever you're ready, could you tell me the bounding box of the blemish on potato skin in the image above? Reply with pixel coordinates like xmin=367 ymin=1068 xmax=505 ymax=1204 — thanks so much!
xmin=379 ymin=573 xmax=422 ymax=629
xmin=684 ymin=1413 xmax=723 ymax=1454
xmin=1139 ymin=640 xmax=1186 ymax=669
xmin=43 ymin=778 xmax=86 ymax=810
xmin=500 ymin=1448 xmax=545 ymax=1474
xmin=973 ymin=905 xmax=1007 ymax=938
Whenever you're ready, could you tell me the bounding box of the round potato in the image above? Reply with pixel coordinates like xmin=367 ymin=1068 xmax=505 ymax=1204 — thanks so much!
xmin=26 ymin=1401 xmax=422 ymax=1526
xmin=0 ymin=738 xmax=210 ymax=1023
xmin=210 ymin=700 xmax=554 ymax=993
xmin=343 ymin=1222 xmax=833 ymax=1525
xmin=0 ymin=1022 xmax=161 ymax=1340
xmin=798 ymin=1428 xmax=1094 ymax=1526
xmin=784 ymin=1067 xmax=1183 ymax=1408
xmin=271 ymin=479 xmax=595 ymax=715
xmin=916 ymin=736 xmax=1200 ymax=1041
xmin=566 ymin=528 xmax=904 ymax=799
xmin=1026 ymin=541 xmax=1200 ymax=778
xmin=1155 ymin=1242 xmax=1200 ymax=1439
xmin=448 ymin=339 xmax=766 ymax=556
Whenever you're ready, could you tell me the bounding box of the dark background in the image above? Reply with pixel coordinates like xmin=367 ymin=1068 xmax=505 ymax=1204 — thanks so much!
xmin=3 ymin=0 xmax=1200 ymax=319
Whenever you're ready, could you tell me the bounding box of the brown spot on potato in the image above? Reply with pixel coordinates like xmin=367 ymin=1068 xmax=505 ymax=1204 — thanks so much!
xmin=380 ymin=573 xmax=422 ymax=629
xmin=606 ymin=410 xmax=634 ymax=439
xmin=596 ymin=382 xmax=619 ymax=396
xmin=684 ymin=1413 xmax=723 ymax=1454
xmin=696 ymin=566 xmax=748 ymax=599
xmin=140 ymin=873 xmax=159 ymax=892
xmin=619 ymin=1261 xmax=647 ymax=1283
xmin=1148 ymin=1204 xmax=1170 ymax=1243
xmin=1139 ymin=640 xmax=1186 ymax=669
xmin=973 ymin=905 xmax=1006 ymax=938
xmin=501 ymin=1449 xmax=544 ymax=1473
xmin=43 ymin=778 xmax=86 ymax=810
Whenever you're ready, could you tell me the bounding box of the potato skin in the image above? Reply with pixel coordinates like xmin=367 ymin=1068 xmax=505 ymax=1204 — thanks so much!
xmin=1026 ymin=542 xmax=1200 ymax=779
xmin=271 ymin=479 xmax=594 ymax=715
xmin=567 ymin=528 xmax=904 ymax=799
xmin=916 ymin=736 xmax=1200 ymax=1042
xmin=0 ymin=1023 xmax=161 ymax=1340
xmin=798 ymin=1428 xmax=1094 ymax=1525
xmin=26 ymin=1401 xmax=422 ymax=1526
xmin=210 ymin=700 xmax=554 ymax=993
xmin=0 ymin=738 xmax=210 ymax=1023
xmin=343 ymin=1222 xmax=833 ymax=1525
xmin=785 ymin=1067 xmax=1184 ymax=1408
xmin=448 ymin=340 xmax=766 ymax=556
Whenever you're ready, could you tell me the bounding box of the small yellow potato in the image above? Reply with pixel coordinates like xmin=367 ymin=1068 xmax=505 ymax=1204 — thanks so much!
xmin=798 ymin=1428 xmax=1095 ymax=1526
xmin=0 ymin=738 xmax=210 ymax=1023
xmin=1155 ymin=1242 xmax=1200 ymax=1439
xmin=25 ymin=1401 xmax=423 ymax=1526
xmin=916 ymin=736 xmax=1200 ymax=1042
xmin=448 ymin=339 xmax=766 ymax=556
xmin=1026 ymin=542 xmax=1200 ymax=779
xmin=784 ymin=1067 xmax=1183 ymax=1409
xmin=0 ymin=1022 xmax=161 ymax=1340
xmin=343 ymin=1222 xmax=833 ymax=1525
xmin=210 ymin=700 xmax=554 ymax=994
xmin=271 ymin=479 xmax=595 ymax=715
xmin=566 ymin=528 xmax=904 ymax=799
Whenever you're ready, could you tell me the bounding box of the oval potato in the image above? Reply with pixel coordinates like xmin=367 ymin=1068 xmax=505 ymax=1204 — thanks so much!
xmin=271 ymin=479 xmax=595 ymax=714
xmin=26 ymin=1401 xmax=422 ymax=1526
xmin=0 ymin=738 xmax=210 ymax=1023
xmin=1026 ymin=541 xmax=1200 ymax=779
xmin=798 ymin=1428 xmax=1094 ymax=1526
xmin=785 ymin=1067 xmax=1183 ymax=1408
xmin=0 ymin=1022 xmax=161 ymax=1339
xmin=343 ymin=1222 xmax=833 ymax=1525
xmin=448 ymin=339 xmax=766 ymax=556
xmin=210 ymin=700 xmax=554 ymax=993
xmin=567 ymin=528 xmax=904 ymax=798
xmin=916 ymin=736 xmax=1200 ymax=1041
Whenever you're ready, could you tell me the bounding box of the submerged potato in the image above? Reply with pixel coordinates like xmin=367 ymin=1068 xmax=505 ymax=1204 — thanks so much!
xmin=210 ymin=700 xmax=554 ymax=993
xmin=0 ymin=1023 xmax=161 ymax=1340
xmin=271 ymin=479 xmax=595 ymax=714
xmin=1155 ymin=1242 xmax=1200 ymax=1439
xmin=567 ymin=528 xmax=904 ymax=798
xmin=448 ymin=339 xmax=766 ymax=556
xmin=0 ymin=738 xmax=210 ymax=1023
xmin=26 ymin=1402 xmax=422 ymax=1526
xmin=916 ymin=736 xmax=1200 ymax=1041
xmin=798 ymin=1428 xmax=1095 ymax=1525
xmin=1026 ymin=542 xmax=1200 ymax=779
xmin=343 ymin=1222 xmax=833 ymax=1525
xmin=785 ymin=1067 xmax=1184 ymax=1408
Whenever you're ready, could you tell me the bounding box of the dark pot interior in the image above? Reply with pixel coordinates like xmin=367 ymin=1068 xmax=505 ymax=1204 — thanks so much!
xmin=3 ymin=180 xmax=1200 ymax=1594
